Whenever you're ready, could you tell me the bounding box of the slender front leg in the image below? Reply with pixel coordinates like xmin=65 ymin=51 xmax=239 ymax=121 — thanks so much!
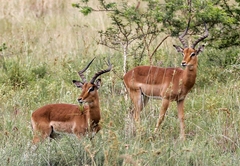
xmin=177 ymin=100 xmax=185 ymax=140
xmin=154 ymin=98 xmax=170 ymax=133
xmin=129 ymin=89 xmax=143 ymax=121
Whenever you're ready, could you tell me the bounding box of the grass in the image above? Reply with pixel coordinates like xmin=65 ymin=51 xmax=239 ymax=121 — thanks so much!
xmin=0 ymin=0 xmax=239 ymax=165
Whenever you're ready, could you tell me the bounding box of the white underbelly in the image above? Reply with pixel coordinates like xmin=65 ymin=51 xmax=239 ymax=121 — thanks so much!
xmin=50 ymin=121 xmax=75 ymax=133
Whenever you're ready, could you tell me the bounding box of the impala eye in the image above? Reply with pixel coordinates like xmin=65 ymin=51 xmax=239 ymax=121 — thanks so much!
xmin=190 ymin=52 xmax=196 ymax=57
xmin=88 ymin=86 xmax=95 ymax=92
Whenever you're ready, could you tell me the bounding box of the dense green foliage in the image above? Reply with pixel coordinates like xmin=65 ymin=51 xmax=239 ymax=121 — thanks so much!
xmin=74 ymin=0 xmax=240 ymax=49
xmin=73 ymin=0 xmax=240 ymax=73
xmin=0 ymin=0 xmax=239 ymax=165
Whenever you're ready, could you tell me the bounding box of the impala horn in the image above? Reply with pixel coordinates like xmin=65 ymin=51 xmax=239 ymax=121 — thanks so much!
xmin=78 ymin=57 xmax=95 ymax=83
xmin=191 ymin=23 xmax=209 ymax=49
xmin=179 ymin=18 xmax=191 ymax=48
xmin=90 ymin=59 xmax=112 ymax=84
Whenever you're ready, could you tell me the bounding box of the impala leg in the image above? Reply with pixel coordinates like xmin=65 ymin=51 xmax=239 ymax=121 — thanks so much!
xmin=129 ymin=90 xmax=142 ymax=121
xmin=32 ymin=124 xmax=52 ymax=144
xmin=93 ymin=124 xmax=101 ymax=133
xmin=33 ymin=132 xmax=51 ymax=144
xmin=129 ymin=90 xmax=149 ymax=121
xmin=143 ymin=96 xmax=149 ymax=108
xmin=73 ymin=127 xmax=86 ymax=139
xmin=33 ymin=134 xmax=41 ymax=144
xmin=154 ymin=99 xmax=169 ymax=133
xmin=177 ymin=100 xmax=186 ymax=140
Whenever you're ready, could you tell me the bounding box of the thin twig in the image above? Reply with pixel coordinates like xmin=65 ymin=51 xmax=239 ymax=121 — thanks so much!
xmin=150 ymin=35 xmax=169 ymax=60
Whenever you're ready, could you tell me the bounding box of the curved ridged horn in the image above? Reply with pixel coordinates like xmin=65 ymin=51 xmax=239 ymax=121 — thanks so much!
xmin=191 ymin=23 xmax=209 ymax=48
xmin=179 ymin=18 xmax=191 ymax=48
xmin=90 ymin=59 xmax=112 ymax=84
xmin=78 ymin=57 xmax=95 ymax=83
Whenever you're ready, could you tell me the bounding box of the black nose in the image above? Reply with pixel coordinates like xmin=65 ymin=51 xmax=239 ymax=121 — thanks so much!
xmin=181 ymin=62 xmax=187 ymax=67
xmin=77 ymin=98 xmax=83 ymax=104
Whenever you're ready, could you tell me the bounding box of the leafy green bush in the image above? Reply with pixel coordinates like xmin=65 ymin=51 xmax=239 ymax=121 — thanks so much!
xmin=0 ymin=43 xmax=7 ymax=52
xmin=31 ymin=64 xmax=47 ymax=79
xmin=0 ymin=58 xmax=50 ymax=89
xmin=0 ymin=59 xmax=30 ymax=88
xmin=197 ymin=47 xmax=240 ymax=86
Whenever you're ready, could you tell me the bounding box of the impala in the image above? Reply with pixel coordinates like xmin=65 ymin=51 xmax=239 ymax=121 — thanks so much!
xmin=123 ymin=23 xmax=208 ymax=139
xmin=31 ymin=58 xmax=112 ymax=144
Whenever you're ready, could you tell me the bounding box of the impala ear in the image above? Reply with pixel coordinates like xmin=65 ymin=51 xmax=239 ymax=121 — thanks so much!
xmin=95 ymin=79 xmax=101 ymax=89
xmin=173 ymin=45 xmax=184 ymax=53
xmin=196 ymin=45 xmax=205 ymax=54
xmin=72 ymin=80 xmax=83 ymax=88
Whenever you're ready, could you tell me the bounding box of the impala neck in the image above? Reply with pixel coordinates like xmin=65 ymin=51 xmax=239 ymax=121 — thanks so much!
xmin=88 ymin=95 xmax=101 ymax=123
xmin=183 ymin=58 xmax=198 ymax=88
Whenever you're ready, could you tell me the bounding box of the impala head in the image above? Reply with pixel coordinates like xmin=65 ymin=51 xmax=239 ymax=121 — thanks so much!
xmin=173 ymin=22 xmax=209 ymax=67
xmin=72 ymin=58 xmax=112 ymax=104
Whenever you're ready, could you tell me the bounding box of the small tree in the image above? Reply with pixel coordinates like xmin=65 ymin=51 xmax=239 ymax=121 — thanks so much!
xmin=73 ymin=0 xmax=170 ymax=74
xmin=73 ymin=0 xmax=240 ymax=73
